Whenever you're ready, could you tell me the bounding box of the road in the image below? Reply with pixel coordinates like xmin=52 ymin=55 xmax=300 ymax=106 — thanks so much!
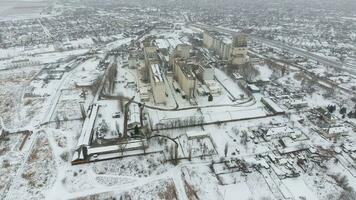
xmin=191 ymin=23 xmax=356 ymax=76
xmin=38 ymin=19 xmax=53 ymax=39
xmin=102 ymin=94 xmax=255 ymax=111
xmin=41 ymin=59 xmax=90 ymax=125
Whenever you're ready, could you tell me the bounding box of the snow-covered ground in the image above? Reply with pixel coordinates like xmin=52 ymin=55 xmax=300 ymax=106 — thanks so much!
xmin=1 ymin=10 xmax=356 ymax=200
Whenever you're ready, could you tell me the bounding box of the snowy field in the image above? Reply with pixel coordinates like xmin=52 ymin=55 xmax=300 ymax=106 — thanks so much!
xmin=1 ymin=8 xmax=356 ymax=200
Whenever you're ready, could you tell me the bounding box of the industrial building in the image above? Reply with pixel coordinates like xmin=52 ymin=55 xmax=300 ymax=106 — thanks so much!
xmin=144 ymin=46 xmax=167 ymax=104
xmin=173 ymin=60 xmax=197 ymax=99
xmin=203 ymin=31 xmax=249 ymax=65
xmin=203 ymin=31 xmax=232 ymax=60
xmin=230 ymin=35 xmax=250 ymax=65
xmin=144 ymin=47 xmax=159 ymax=68
xmin=194 ymin=62 xmax=215 ymax=82
xmin=169 ymin=44 xmax=192 ymax=67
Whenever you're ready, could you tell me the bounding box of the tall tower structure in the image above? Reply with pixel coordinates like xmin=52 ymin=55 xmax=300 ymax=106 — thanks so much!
xmin=230 ymin=35 xmax=249 ymax=65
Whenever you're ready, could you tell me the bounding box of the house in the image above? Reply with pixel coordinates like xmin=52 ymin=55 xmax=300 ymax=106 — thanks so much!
xmin=266 ymin=126 xmax=294 ymax=139
xmin=324 ymin=126 xmax=351 ymax=136
xmin=286 ymin=99 xmax=308 ymax=109
xmin=247 ymin=84 xmax=260 ymax=93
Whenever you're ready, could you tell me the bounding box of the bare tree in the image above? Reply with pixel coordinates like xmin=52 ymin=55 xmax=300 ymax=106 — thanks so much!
xmin=118 ymin=92 xmax=125 ymax=112
xmin=238 ymin=63 xmax=260 ymax=82
xmin=174 ymin=145 xmax=179 ymax=165
xmin=224 ymin=142 xmax=229 ymax=157
xmin=80 ymin=103 xmax=86 ymax=119
xmin=338 ymin=190 xmax=356 ymax=200
xmin=115 ymin=121 xmax=121 ymax=136
xmin=169 ymin=144 xmax=174 ymax=162
xmin=107 ymin=63 xmax=118 ymax=94
xmin=55 ymin=115 xmax=60 ymax=129
xmin=241 ymin=131 xmax=248 ymax=145
xmin=188 ymin=144 xmax=192 ymax=161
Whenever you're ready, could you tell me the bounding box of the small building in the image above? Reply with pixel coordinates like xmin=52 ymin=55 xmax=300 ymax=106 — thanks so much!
xmin=266 ymin=126 xmax=294 ymax=139
xmin=139 ymin=86 xmax=150 ymax=102
xmin=247 ymin=84 xmax=260 ymax=93
xmin=261 ymin=97 xmax=285 ymax=114
xmin=324 ymin=126 xmax=351 ymax=136
xmin=314 ymin=107 xmax=335 ymax=122
xmin=232 ymin=72 xmax=244 ymax=80
xmin=205 ymin=80 xmax=221 ymax=96
xmin=9 ymin=59 xmax=40 ymax=68
xmin=23 ymin=86 xmax=36 ymax=98
xmin=286 ymin=99 xmax=308 ymax=109
xmin=128 ymin=103 xmax=141 ymax=131
xmin=195 ymin=63 xmax=215 ymax=83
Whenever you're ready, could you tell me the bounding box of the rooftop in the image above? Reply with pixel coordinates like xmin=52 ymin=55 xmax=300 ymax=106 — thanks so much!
xmin=150 ymin=63 xmax=164 ymax=82
xmin=176 ymin=60 xmax=196 ymax=80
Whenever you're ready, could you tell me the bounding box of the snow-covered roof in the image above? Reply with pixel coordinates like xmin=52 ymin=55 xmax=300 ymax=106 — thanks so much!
xmin=150 ymin=64 xmax=163 ymax=82
xmin=327 ymin=126 xmax=350 ymax=135
xmin=278 ymin=144 xmax=309 ymax=154
xmin=266 ymin=126 xmax=294 ymax=137
xmin=77 ymin=104 xmax=100 ymax=146
xmin=88 ymin=139 xmax=145 ymax=155
xmin=261 ymin=97 xmax=284 ymax=114
xmin=155 ymin=39 xmax=170 ymax=49
xmin=248 ymin=84 xmax=260 ymax=91
xmin=167 ymin=38 xmax=183 ymax=49
xmin=129 ymin=103 xmax=140 ymax=125
xmin=289 ymin=99 xmax=308 ymax=106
